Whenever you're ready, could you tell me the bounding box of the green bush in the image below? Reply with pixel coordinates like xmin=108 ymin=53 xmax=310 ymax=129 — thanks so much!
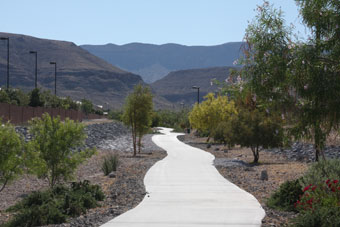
xmin=28 ymin=114 xmax=95 ymax=188
xmin=290 ymin=160 xmax=340 ymax=226
xmin=266 ymin=179 xmax=303 ymax=212
xmin=0 ymin=120 xmax=25 ymax=193
xmin=5 ymin=181 xmax=104 ymax=227
xmin=102 ymin=154 xmax=119 ymax=176
xmin=300 ymin=159 xmax=340 ymax=188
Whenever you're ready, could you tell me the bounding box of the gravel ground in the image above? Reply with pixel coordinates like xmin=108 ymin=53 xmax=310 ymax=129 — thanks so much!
xmin=0 ymin=121 xmax=166 ymax=226
xmin=179 ymin=134 xmax=309 ymax=227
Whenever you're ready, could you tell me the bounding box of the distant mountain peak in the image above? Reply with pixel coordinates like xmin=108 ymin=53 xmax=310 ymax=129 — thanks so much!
xmin=81 ymin=41 xmax=244 ymax=83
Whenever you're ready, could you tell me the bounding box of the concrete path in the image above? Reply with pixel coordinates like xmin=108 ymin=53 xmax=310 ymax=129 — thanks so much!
xmin=101 ymin=128 xmax=265 ymax=227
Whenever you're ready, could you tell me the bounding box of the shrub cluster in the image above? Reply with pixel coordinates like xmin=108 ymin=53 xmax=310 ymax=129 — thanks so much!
xmin=266 ymin=179 xmax=303 ymax=212
xmin=268 ymin=159 xmax=340 ymax=226
xmin=4 ymin=180 xmax=104 ymax=227
xmin=152 ymin=109 xmax=190 ymax=132
xmin=102 ymin=153 xmax=119 ymax=176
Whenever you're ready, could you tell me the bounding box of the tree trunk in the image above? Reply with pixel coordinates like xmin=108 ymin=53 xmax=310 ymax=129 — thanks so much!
xmin=314 ymin=123 xmax=326 ymax=162
xmin=138 ymin=135 xmax=142 ymax=154
xmin=251 ymin=146 xmax=260 ymax=163
xmin=132 ymin=127 xmax=137 ymax=156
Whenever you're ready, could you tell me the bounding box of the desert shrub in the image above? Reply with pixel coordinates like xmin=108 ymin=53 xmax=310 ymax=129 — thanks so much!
xmin=292 ymin=179 xmax=340 ymax=227
xmin=152 ymin=109 xmax=190 ymax=132
xmin=300 ymin=159 xmax=340 ymax=188
xmin=0 ymin=120 xmax=25 ymax=193
xmin=28 ymin=114 xmax=95 ymax=188
xmin=5 ymin=181 xmax=104 ymax=227
xmin=101 ymin=154 xmax=119 ymax=176
xmin=212 ymin=122 xmax=229 ymax=145
xmin=266 ymin=179 xmax=303 ymax=212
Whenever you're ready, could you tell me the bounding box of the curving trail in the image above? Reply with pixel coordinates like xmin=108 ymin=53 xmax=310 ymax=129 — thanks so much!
xmin=101 ymin=128 xmax=265 ymax=227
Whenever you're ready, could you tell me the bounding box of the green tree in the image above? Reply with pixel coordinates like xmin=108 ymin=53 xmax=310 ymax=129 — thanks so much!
xmin=122 ymin=84 xmax=153 ymax=156
xmin=0 ymin=89 xmax=10 ymax=103
xmin=28 ymin=114 xmax=94 ymax=188
xmin=29 ymin=88 xmax=44 ymax=107
xmin=81 ymin=99 xmax=94 ymax=115
xmin=0 ymin=120 xmax=25 ymax=192
xmin=239 ymin=1 xmax=340 ymax=161
xmin=189 ymin=93 xmax=237 ymax=140
xmin=225 ymin=107 xmax=283 ymax=163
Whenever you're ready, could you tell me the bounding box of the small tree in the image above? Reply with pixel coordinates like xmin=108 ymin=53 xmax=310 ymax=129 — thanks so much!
xmin=0 ymin=120 xmax=25 ymax=192
xmin=225 ymin=108 xmax=283 ymax=163
xmin=81 ymin=99 xmax=94 ymax=115
xmin=122 ymin=84 xmax=153 ymax=156
xmin=189 ymin=93 xmax=237 ymax=141
xmin=28 ymin=114 xmax=94 ymax=188
xmin=29 ymin=88 xmax=44 ymax=107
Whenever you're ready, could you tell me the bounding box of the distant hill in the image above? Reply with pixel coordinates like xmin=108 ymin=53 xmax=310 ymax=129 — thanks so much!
xmin=0 ymin=32 xmax=170 ymax=108
xmin=151 ymin=66 xmax=237 ymax=106
xmin=81 ymin=42 xmax=243 ymax=83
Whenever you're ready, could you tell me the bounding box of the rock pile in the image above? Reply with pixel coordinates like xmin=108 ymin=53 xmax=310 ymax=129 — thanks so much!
xmin=266 ymin=142 xmax=340 ymax=162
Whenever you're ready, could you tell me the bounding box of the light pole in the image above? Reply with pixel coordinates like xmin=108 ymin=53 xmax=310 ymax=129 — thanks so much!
xmin=192 ymin=86 xmax=200 ymax=104
xmin=29 ymin=51 xmax=38 ymax=89
xmin=0 ymin=37 xmax=9 ymax=89
xmin=50 ymin=62 xmax=57 ymax=95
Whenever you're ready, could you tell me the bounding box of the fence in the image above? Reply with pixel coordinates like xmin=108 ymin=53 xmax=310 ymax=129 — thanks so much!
xmin=0 ymin=103 xmax=103 ymax=124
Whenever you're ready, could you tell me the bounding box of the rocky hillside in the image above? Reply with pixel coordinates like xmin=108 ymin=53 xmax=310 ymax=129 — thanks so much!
xmin=151 ymin=66 xmax=237 ymax=106
xmin=0 ymin=32 xmax=149 ymax=108
xmin=81 ymin=42 xmax=243 ymax=83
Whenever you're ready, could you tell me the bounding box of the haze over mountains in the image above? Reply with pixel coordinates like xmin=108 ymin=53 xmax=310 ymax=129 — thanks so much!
xmin=151 ymin=66 xmax=236 ymax=106
xmin=81 ymin=42 xmax=243 ymax=83
xmin=0 ymin=32 xmax=154 ymax=108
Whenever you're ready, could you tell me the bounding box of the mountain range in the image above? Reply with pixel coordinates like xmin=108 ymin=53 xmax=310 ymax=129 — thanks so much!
xmin=0 ymin=32 xmax=168 ymax=108
xmin=81 ymin=42 xmax=243 ymax=83
xmin=151 ymin=66 xmax=236 ymax=106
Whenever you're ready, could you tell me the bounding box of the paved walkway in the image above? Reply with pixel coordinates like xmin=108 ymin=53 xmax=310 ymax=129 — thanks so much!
xmin=101 ymin=128 xmax=265 ymax=227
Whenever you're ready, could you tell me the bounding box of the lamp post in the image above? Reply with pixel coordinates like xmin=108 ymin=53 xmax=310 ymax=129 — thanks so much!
xmin=0 ymin=37 xmax=9 ymax=89
xmin=29 ymin=51 xmax=38 ymax=89
xmin=192 ymin=86 xmax=200 ymax=104
xmin=50 ymin=62 xmax=57 ymax=95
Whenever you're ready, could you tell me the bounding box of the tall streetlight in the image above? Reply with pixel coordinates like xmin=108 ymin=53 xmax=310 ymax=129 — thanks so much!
xmin=0 ymin=37 xmax=9 ymax=89
xmin=29 ymin=51 xmax=38 ymax=89
xmin=50 ymin=62 xmax=57 ymax=95
xmin=192 ymin=86 xmax=200 ymax=104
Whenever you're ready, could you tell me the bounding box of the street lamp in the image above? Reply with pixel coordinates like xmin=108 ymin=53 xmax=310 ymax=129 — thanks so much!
xmin=192 ymin=86 xmax=200 ymax=104
xmin=29 ymin=51 xmax=38 ymax=89
xmin=50 ymin=62 xmax=57 ymax=95
xmin=0 ymin=37 xmax=9 ymax=89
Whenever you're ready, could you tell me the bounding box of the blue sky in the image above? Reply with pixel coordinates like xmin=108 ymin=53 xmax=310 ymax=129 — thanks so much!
xmin=1 ymin=0 xmax=308 ymax=46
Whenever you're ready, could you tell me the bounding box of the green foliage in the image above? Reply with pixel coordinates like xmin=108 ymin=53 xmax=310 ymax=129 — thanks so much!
xmin=300 ymin=159 xmax=340 ymax=188
xmin=5 ymin=181 xmax=104 ymax=227
xmin=28 ymin=113 xmax=95 ymax=188
xmin=292 ymin=207 xmax=340 ymax=227
xmin=151 ymin=109 xmax=190 ymax=132
xmin=0 ymin=120 xmax=25 ymax=193
xmin=238 ymin=0 xmax=340 ymax=161
xmin=122 ymin=84 xmax=153 ymax=156
xmin=81 ymin=99 xmax=94 ymax=115
xmin=0 ymin=89 xmax=10 ymax=103
xmin=101 ymin=154 xmax=119 ymax=176
xmin=288 ymin=160 xmax=340 ymax=226
xmin=108 ymin=110 xmax=123 ymax=122
xmin=267 ymin=179 xmax=303 ymax=212
xmin=5 ymin=88 xmax=29 ymax=106
xmin=222 ymin=107 xmax=283 ymax=163
xmin=189 ymin=93 xmax=237 ymax=139
xmin=212 ymin=122 xmax=229 ymax=145
xmin=293 ymin=178 xmax=340 ymax=227
xmin=29 ymin=88 xmax=44 ymax=107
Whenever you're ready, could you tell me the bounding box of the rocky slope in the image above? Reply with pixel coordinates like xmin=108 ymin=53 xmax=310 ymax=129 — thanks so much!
xmin=151 ymin=66 xmax=237 ymax=105
xmin=0 ymin=32 xmax=145 ymax=108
